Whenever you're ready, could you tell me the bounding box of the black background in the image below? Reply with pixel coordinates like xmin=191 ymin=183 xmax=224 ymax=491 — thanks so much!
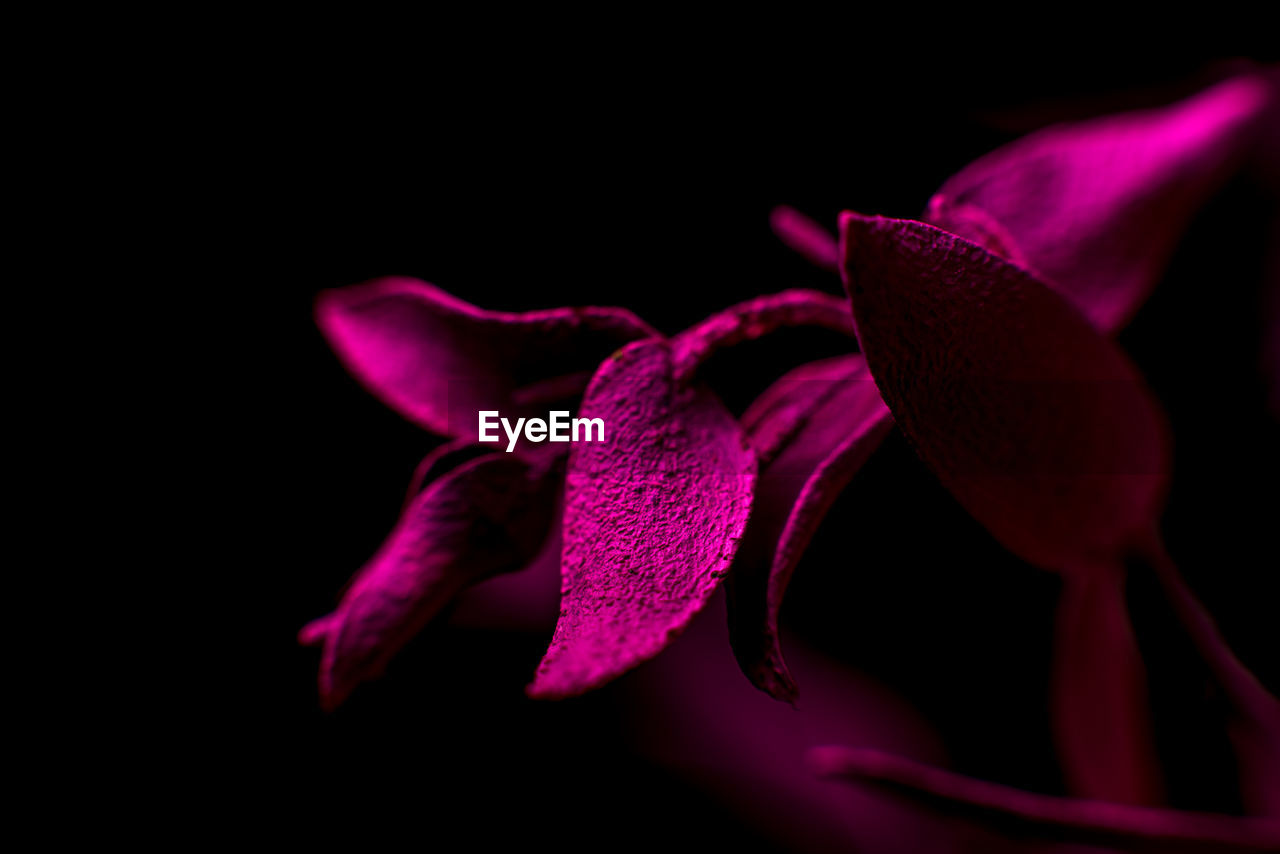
xmin=237 ymin=50 xmax=1278 ymax=849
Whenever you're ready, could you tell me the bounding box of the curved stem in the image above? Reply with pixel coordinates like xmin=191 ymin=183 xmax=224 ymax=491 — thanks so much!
xmin=809 ymin=746 xmax=1280 ymax=850
xmin=671 ymin=289 xmax=855 ymax=382
xmin=1134 ymin=531 xmax=1280 ymax=815
xmin=1053 ymin=565 xmax=1164 ymax=806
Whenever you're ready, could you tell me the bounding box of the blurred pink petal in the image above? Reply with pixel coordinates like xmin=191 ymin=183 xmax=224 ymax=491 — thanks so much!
xmin=626 ymin=591 xmax=952 ymax=853
xmin=769 ymin=205 xmax=840 ymax=272
xmin=926 ymin=72 xmax=1273 ymax=332
xmin=527 ymin=338 xmax=757 ymax=699
xmin=811 ymin=747 xmax=1280 ymax=851
xmin=315 ymin=277 xmax=657 ymax=437
xmin=300 ymin=449 xmax=561 ymax=709
xmin=726 ymin=354 xmax=892 ymax=701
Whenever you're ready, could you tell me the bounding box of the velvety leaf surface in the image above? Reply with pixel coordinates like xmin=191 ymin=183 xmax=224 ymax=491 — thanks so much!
xmin=926 ymin=72 xmax=1272 ymax=332
xmin=300 ymin=450 xmax=561 ymax=709
xmin=840 ymin=212 xmax=1170 ymax=573
xmin=810 ymin=747 xmax=1280 ymax=851
xmin=527 ymin=338 xmax=757 ymax=699
xmin=726 ymin=354 xmax=892 ymax=702
xmin=316 ymin=277 xmax=657 ymax=437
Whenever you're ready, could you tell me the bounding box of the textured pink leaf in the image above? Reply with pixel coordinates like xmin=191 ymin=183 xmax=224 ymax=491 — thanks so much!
xmin=726 ymin=354 xmax=892 ymax=702
xmin=315 ymin=277 xmax=657 ymax=437
xmin=300 ymin=449 xmax=561 ymax=709
xmin=770 ymin=205 xmax=840 ymax=272
xmin=810 ymin=747 xmax=1280 ymax=851
xmin=527 ymin=338 xmax=757 ymax=699
xmin=926 ymin=72 xmax=1273 ymax=332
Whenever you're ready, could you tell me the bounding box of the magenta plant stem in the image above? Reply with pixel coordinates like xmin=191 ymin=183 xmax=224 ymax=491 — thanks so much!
xmin=672 ymin=289 xmax=856 ymax=381
xmin=809 ymin=746 xmax=1280 ymax=850
xmin=1137 ymin=529 xmax=1280 ymax=816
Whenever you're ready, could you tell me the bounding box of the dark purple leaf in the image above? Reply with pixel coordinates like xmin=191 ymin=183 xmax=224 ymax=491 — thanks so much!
xmin=841 ymin=212 xmax=1170 ymax=803
xmin=840 ymin=213 xmax=1169 ymax=571
xmin=841 ymin=212 xmax=1280 ymax=811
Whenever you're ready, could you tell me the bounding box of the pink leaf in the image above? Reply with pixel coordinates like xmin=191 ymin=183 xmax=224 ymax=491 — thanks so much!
xmin=315 ymin=277 xmax=657 ymax=437
xmin=300 ymin=449 xmax=561 ymax=709
xmin=726 ymin=354 xmax=892 ymax=702
xmin=926 ymin=72 xmax=1273 ymax=332
xmin=527 ymin=338 xmax=757 ymax=699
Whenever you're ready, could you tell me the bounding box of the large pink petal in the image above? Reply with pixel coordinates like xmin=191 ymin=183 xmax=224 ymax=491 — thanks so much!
xmin=527 ymin=338 xmax=757 ymax=699
xmin=726 ymin=354 xmax=892 ymax=702
xmin=300 ymin=449 xmax=561 ymax=709
xmin=811 ymin=747 xmax=1280 ymax=851
xmin=926 ymin=72 xmax=1273 ymax=332
xmin=316 ymin=277 xmax=657 ymax=437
